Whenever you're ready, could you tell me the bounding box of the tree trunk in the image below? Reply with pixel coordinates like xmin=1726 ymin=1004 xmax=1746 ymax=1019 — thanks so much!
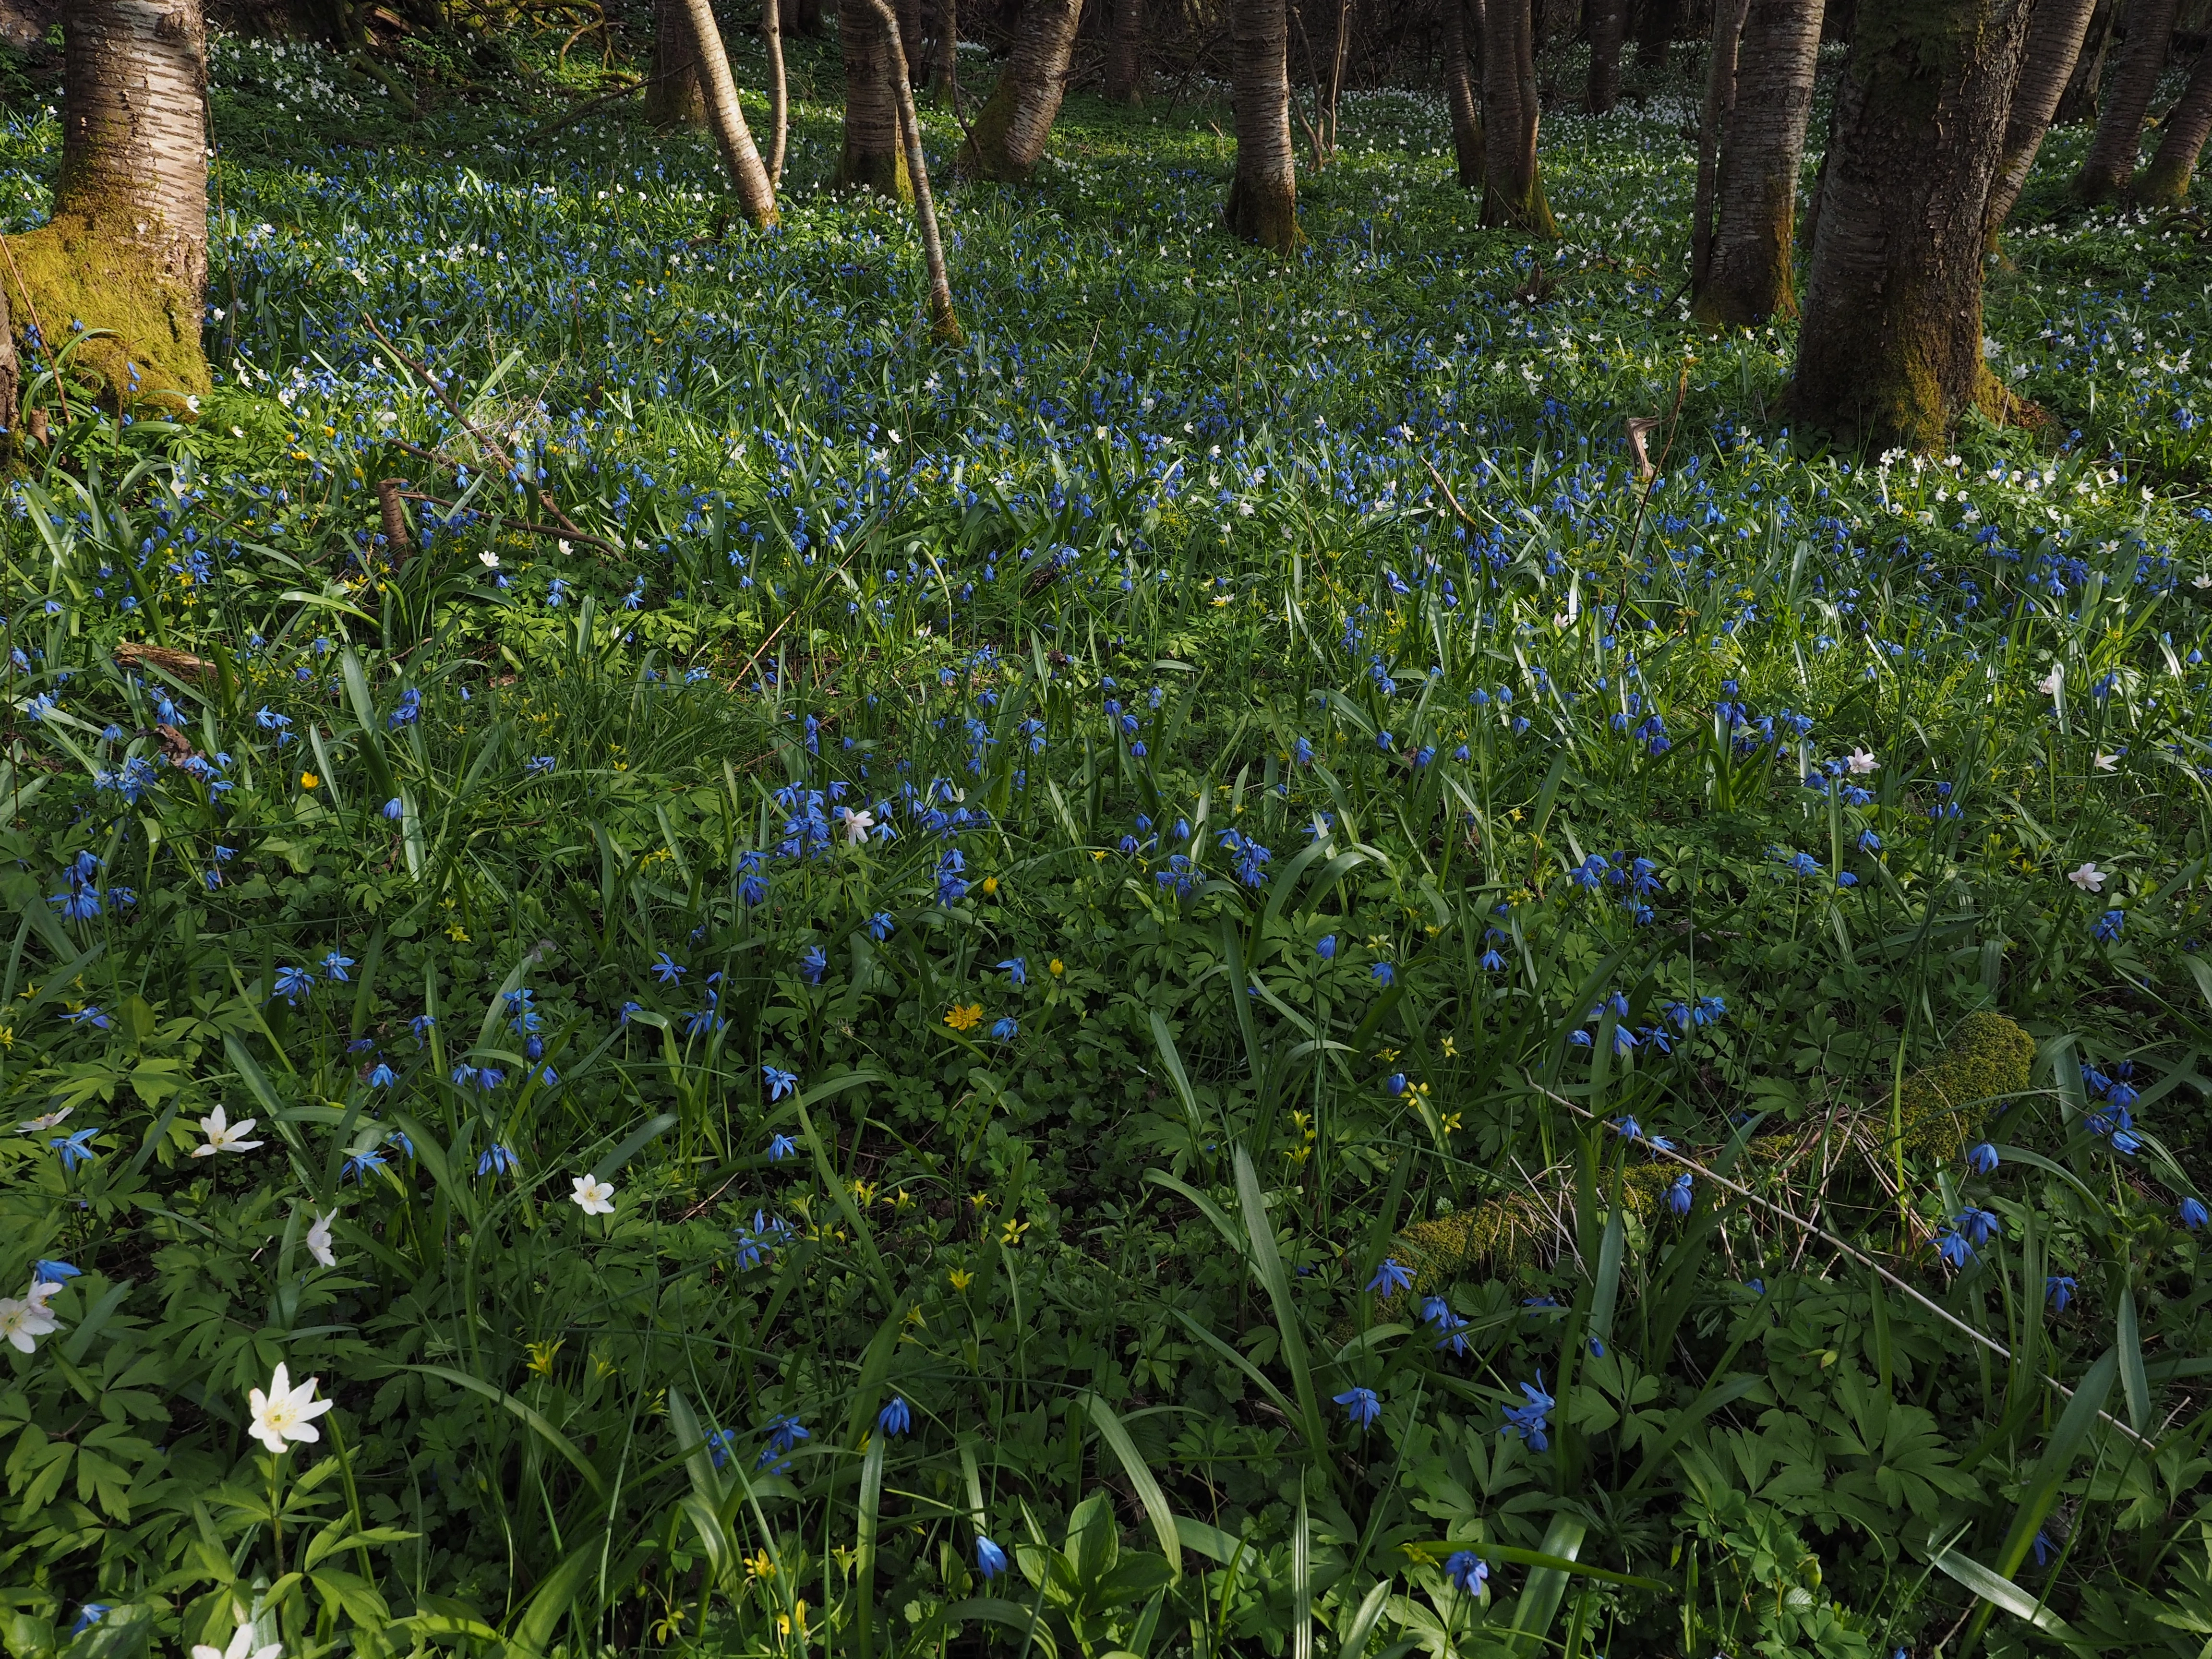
xmin=1690 ymin=0 xmax=1749 ymax=297
xmin=1225 ymin=0 xmax=1300 ymax=250
xmin=2137 ymin=42 xmax=2212 ymax=200
xmin=1443 ymin=0 xmax=1487 ymax=186
xmin=1587 ymin=0 xmax=1625 ymax=110
xmin=3 ymin=0 xmax=211 ymax=412
xmin=1695 ymin=0 xmax=1825 ymax=325
xmin=789 ymin=0 xmax=823 ymax=32
xmin=1636 ymin=0 xmax=1680 ymax=68
xmin=765 ymin=0 xmax=789 ymax=185
xmin=1792 ymin=0 xmax=2034 ymax=452
xmin=836 ymin=0 xmax=914 ymax=196
xmin=858 ymin=0 xmax=962 ymax=340
xmin=956 ymin=0 xmax=1084 ymax=180
xmin=1983 ymin=0 xmax=2097 ymax=241
xmin=646 ymin=0 xmax=705 ymax=124
xmin=898 ymin=0 xmax=925 ymax=82
xmin=1483 ymin=0 xmax=1556 ymax=232
xmin=933 ymin=0 xmax=961 ymax=99
xmin=1107 ymin=0 xmax=1144 ymax=101
xmin=2073 ymin=0 xmax=2178 ymax=197
xmin=682 ymin=0 xmax=780 ymax=225
xmin=2056 ymin=0 xmax=2115 ymax=121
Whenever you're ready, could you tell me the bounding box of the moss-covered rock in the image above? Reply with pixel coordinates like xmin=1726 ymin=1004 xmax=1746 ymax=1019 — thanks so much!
xmin=2 ymin=212 xmax=209 ymax=415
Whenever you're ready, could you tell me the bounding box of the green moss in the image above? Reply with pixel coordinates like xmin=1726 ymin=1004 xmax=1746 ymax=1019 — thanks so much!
xmin=3 ymin=214 xmax=209 ymax=415
xmin=1388 ymin=1010 xmax=2035 ymax=1297
xmin=955 ymin=79 xmax=1025 ymax=182
xmin=1224 ymin=173 xmax=1301 ymax=254
xmin=833 ymin=141 xmax=912 ymax=202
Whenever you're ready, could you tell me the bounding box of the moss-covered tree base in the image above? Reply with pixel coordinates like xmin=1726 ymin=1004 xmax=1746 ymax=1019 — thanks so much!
xmin=2 ymin=213 xmax=208 ymax=415
xmin=833 ymin=144 xmax=913 ymax=202
xmin=1224 ymin=174 xmax=1300 ymax=254
xmin=954 ymin=85 xmax=1027 ymax=182
xmin=1481 ymin=172 xmax=1559 ymax=239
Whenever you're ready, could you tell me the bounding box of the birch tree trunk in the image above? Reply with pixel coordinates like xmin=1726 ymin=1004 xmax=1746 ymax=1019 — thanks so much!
xmin=1225 ymin=0 xmax=1300 ymax=250
xmin=2055 ymin=0 xmax=2115 ymax=122
xmin=764 ymin=0 xmax=789 ymax=184
xmin=1107 ymin=0 xmax=1145 ymax=101
xmin=3 ymin=0 xmax=210 ymax=410
xmin=1983 ymin=0 xmax=2096 ymax=242
xmin=1695 ymin=0 xmax=1825 ymax=325
xmin=682 ymin=0 xmax=780 ymax=225
xmin=2136 ymin=42 xmax=2212 ymax=201
xmin=2073 ymin=0 xmax=2178 ymax=198
xmin=1483 ymin=0 xmax=1556 ymax=233
xmin=858 ymin=0 xmax=962 ymax=340
xmin=956 ymin=0 xmax=1084 ymax=180
xmin=646 ymin=0 xmax=706 ymax=125
xmin=1443 ymin=0 xmax=1486 ymax=187
xmin=836 ymin=0 xmax=914 ymax=196
xmin=1792 ymin=0 xmax=2033 ymax=451
xmin=1586 ymin=0 xmax=1625 ymax=111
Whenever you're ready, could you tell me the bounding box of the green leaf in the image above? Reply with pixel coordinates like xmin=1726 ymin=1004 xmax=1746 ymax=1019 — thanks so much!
xmin=399 ymin=1365 xmax=606 ymax=1499
xmin=1082 ymin=1393 xmax=1182 ymax=1582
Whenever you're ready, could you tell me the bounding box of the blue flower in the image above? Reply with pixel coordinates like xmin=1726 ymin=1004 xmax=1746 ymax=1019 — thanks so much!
xmin=343 ymin=1147 xmax=390 ymax=1182
xmin=1443 ymin=1551 xmax=1489 ymax=1594
xmin=1956 ymin=1206 xmax=2002 ymax=1247
xmin=32 ymin=1259 xmax=80 ymax=1285
xmin=322 ymin=952 xmax=355 ymax=981
xmin=60 ymin=1005 xmax=110 ymax=1029
xmin=1422 ymin=1295 xmax=1470 ymax=1356
xmin=2046 ymin=1275 xmax=2076 ymax=1312
xmin=367 ymin=1057 xmax=397 ymax=1088
xmin=273 ymin=964 xmax=317 ymax=1003
xmin=1316 ymin=934 xmax=1337 ymax=960
xmin=652 ymin=952 xmax=686 ymax=984
xmin=798 ymin=945 xmax=828 ymax=985
xmin=1371 ymin=962 xmax=1395 ymax=986
xmin=868 ymin=911 xmax=895 ymax=940
xmin=1334 ymin=1386 xmax=1382 ymax=1428
xmin=2092 ymin=909 xmax=2124 ymax=943
xmin=389 ymin=687 xmax=421 ymax=727
xmin=998 ymin=957 xmax=1028 ymax=986
xmin=1667 ymin=1173 xmax=1693 ymax=1217
xmin=51 ymin=1127 xmax=99 ymax=1171
xmin=763 ymin=1065 xmax=799 ymax=1101
xmin=1501 ymin=1374 xmax=1553 ymax=1450
xmin=2030 ymin=1530 xmax=2055 ymax=1568
xmin=524 ymin=755 xmax=556 ymax=776
xmin=878 ymin=1395 xmax=912 ymax=1437
xmin=1613 ymin=1116 xmax=1642 ymax=1142
xmin=2181 ymin=1196 xmax=2209 ymax=1230
xmin=1935 ymin=1230 xmax=1973 ymax=1269
xmin=477 ymin=1143 xmax=520 ymax=1178
xmin=705 ymin=1428 xmax=740 ymax=1470
xmin=1366 ymin=1257 xmax=1414 ymax=1295
xmin=1967 ymin=1142 xmax=2000 ymax=1176
xmin=991 ymin=1016 xmax=1019 ymax=1042
xmin=1384 ymin=1072 xmax=1407 ymax=1096
xmin=383 ymin=796 xmax=405 ymax=820
xmin=757 ymin=1413 xmax=810 ymax=1472
xmin=768 ymin=1133 xmax=798 ymax=1162
xmin=976 ymin=1536 xmax=1009 ymax=1580
xmin=70 ymin=1606 xmax=113 ymax=1637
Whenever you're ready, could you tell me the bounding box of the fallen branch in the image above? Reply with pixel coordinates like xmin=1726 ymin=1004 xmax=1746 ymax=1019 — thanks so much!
xmin=394 ymin=488 xmax=626 ymax=560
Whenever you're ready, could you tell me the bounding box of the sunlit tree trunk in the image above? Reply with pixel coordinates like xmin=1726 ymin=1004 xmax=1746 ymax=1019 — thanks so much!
xmin=836 ymin=0 xmax=914 ymax=196
xmin=765 ymin=0 xmax=789 ymax=184
xmin=1983 ymin=0 xmax=2096 ymax=242
xmin=1695 ymin=0 xmax=1825 ymax=324
xmin=1107 ymin=0 xmax=1145 ymax=101
xmin=682 ymin=0 xmax=779 ymax=225
xmin=1793 ymin=0 xmax=2033 ymax=451
xmin=1482 ymin=0 xmax=1556 ymax=233
xmin=2136 ymin=42 xmax=2212 ymax=201
xmin=1225 ymin=0 xmax=1300 ymax=249
xmin=3 ymin=0 xmax=211 ymax=410
xmin=2073 ymin=0 xmax=2177 ymax=198
xmin=646 ymin=0 xmax=705 ymax=125
xmin=957 ymin=0 xmax=1084 ymax=180
xmin=2055 ymin=0 xmax=2114 ymax=122
xmin=1587 ymin=0 xmax=1624 ymax=110
xmin=1443 ymin=0 xmax=1486 ymax=186
xmin=858 ymin=0 xmax=962 ymax=340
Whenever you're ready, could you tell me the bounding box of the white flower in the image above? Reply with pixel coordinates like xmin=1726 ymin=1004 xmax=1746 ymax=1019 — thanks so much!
xmin=478 ymin=550 xmax=500 ymax=569
xmin=839 ymin=807 xmax=875 ymax=845
xmin=2092 ymin=752 xmax=2119 ymax=772
xmin=192 ymin=1622 xmax=282 ymax=1659
xmin=16 ymin=1106 xmax=71 ymax=1134
xmin=0 ymin=1291 xmax=60 ymax=1354
xmin=2068 ymin=862 xmax=2106 ymax=892
xmin=192 ymin=1105 xmax=264 ymax=1157
xmin=2193 ymin=573 xmax=2212 ymax=590
xmin=306 ymin=1210 xmax=337 ymax=1269
xmin=570 ymin=1174 xmax=615 ymax=1215
xmin=2038 ymin=668 xmax=2063 ymax=697
xmin=1846 ymin=748 xmax=1879 ymax=775
xmin=248 ymin=1363 xmax=333 ymax=1456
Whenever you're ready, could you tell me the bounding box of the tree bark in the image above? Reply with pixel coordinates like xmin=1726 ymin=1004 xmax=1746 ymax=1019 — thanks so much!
xmin=2055 ymin=0 xmax=2115 ymax=122
xmin=1792 ymin=0 xmax=2034 ymax=452
xmin=1983 ymin=0 xmax=2096 ymax=242
xmin=836 ymin=0 xmax=914 ymax=196
xmin=646 ymin=0 xmax=705 ymax=125
xmin=1695 ymin=0 xmax=1825 ymax=325
xmin=1107 ymin=0 xmax=1145 ymax=101
xmin=932 ymin=0 xmax=961 ymax=99
xmin=1690 ymin=0 xmax=1749 ymax=299
xmin=1443 ymin=0 xmax=1487 ymax=186
xmin=2073 ymin=0 xmax=2178 ymax=198
xmin=788 ymin=0 xmax=823 ymax=32
xmin=1637 ymin=0 xmax=1680 ymax=68
xmin=765 ymin=0 xmax=789 ymax=185
xmin=3 ymin=0 xmax=211 ymax=411
xmin=956 ymin=0 xmax=1084 ymax=180
xmin=2136 ymin=43 xmax=2212 ymax=200
xmin=1482 ymin=0 xmax=1556 ymax=232
xmin=1225 ymin=0 xmax=1300 ymax=250
xmin=682 ymin=0 xmax=780 ymax=225
xmin=1587 ymin=0 xmax=1625 ymax=110
xmin=858 ymin=0 xmax=962 ymax=340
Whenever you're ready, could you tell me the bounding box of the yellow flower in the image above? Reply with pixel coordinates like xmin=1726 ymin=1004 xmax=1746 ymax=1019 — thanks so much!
xmin=447 ymin=922 xmax=471 ymax=942
xmin=944 ymin=1002 xmax=984 ymax=1032
xmin=893 ymin=1186 xmax=914 ymax=1209
xmin=850 ymin=1178 xmax=878 ymax=1206
xmin=981 ymin=876 xmax=999 ymax=896
xmin=1441 ymin=1035 xmax=1458 ymax=1058
xmin=300 ymin=772 xmax=319 ymax=789
xmin=525 ymin=1338 xmax=564 ymax=1378
xmin=1092 ymin=850 xmax=1106 ymax=862
xmin=948 ymin=1268 xmax=974 ymax=1292
xmin=745 ymin=1550 xmax=777 ymax=1580
xmin=1440 ymin=1112 xmax=1463 ymax=1133
xmin=1048 ymin=959 xmax=1064 ymax=976
xmin=1000 ymin=1217 xmax=1029 ymax=1246
xmin=1377 ymin=1047 xmax=1400 ymax=1063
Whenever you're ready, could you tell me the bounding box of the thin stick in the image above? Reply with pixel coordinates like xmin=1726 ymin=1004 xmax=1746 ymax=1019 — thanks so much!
xmin=764 ymin=0 xmax=789 ymax=187
xmin=395 ymin=489 xmax=626 ymax=559
xmin=1519 ymin=1071 xmax=2154 ymax=1448
xmin=0 ymin=235 xmax=72 ymax=421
